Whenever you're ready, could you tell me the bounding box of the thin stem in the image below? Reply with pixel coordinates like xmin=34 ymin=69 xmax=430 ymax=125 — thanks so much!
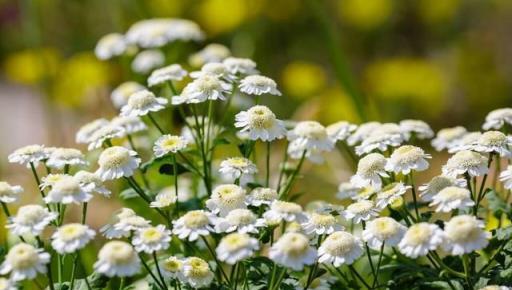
xmin=372 ymin=242 xmax=385 ymax=288
xmin=362 ymin=221 xmax=376 ymax=281
xmin=1 ymin=202 xmax=11 ymax=217
xmin=172 ymin=155 xmax=180 ymax=218
xmin=276 ymin=141 xmax=289 ymax=192
xmin=462 ymin=255 xmax=472 ymax=288
xmin=69 ymin=253 xmax=79 ymax=290
xmin=78 ymin=252 xmax=92 ymax=290
xmin=474 ymin=153 xmax=494 ymax=215
xmin=148 ymin=112 xmax=165 ymax=134
xmin=279 ymin=150 xmax=307 ymax=199
xmin=265 ymin=142 xmax=271 ymax=187
xmin=29 ymin=162 xmax=52 ymax=212
xmin=408 ymin=172 xmax=420 ymax=220
xmin=477 ymin=241 xmax=506 ymax=276
xmin=153 ymin=252 xmax=167 ymax=289
xmin=201 ymin=236 xmax=230 ymax=283
xmin=36 ymin=237 xmax=55 ymax=290
xmin=348 ymin=265 xmax=371 ymax=289
xmin=139 ymin=253 xmax=166 ymax=289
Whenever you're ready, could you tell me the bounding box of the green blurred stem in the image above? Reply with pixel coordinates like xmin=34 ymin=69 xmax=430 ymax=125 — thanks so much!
xmin=153 ymin=251 xmax=167 ymax=289
xmin=29 ymin=162 xmax=52 ymax=212
xmin=139 ymin=253 xmax=166 ymax=290
xmin=266 ymin=142 xmax=271 ymax=187
xmin=279 ymin=150 xmax=307 ymax=199
xmin=276 ymin=141 xmax=289 ymax=192
xmin=201 ymin=236 xmax=230 ymax=283
xmin=474 ymin=153 xmax=494 ymax=216
xmin=1 ymin=202 xmax=11 ymax=217
xmin=361 ymin=221 xmax=376 ymax=281
xmin=408 ymin=173 xmax=420 ymax=220
xmin=36 ymin=236 xmax=55 ymax=290
xmin=148 ymin=112 xmax=165 ymax=134
xmin=372 ymin=242 xmax=385 ymax=288
xmin=172 ymin=154 xmax=180 ymax=218
xmin=348 ymin=265 xmax=371 ymax=289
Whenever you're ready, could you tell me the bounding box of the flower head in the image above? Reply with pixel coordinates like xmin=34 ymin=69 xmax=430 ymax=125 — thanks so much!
xmin=482 ymin=107 xmax=512 ymax=130
xmin=131 ymin=50 xmax=165 ymax=74
xmin=132 ymin=225 xmax=172 ymax=253
xmin=214 ymin=209 xmax=265 ymax=234
xmin=94 ymin=241 xmax=140 ymax=277
xmin=239 ymin=75 xmax=281 ymax=96
xmin=51 ymin=223 xmax=96 ymax=254
xmin=263 ymin=200 xmax=307 ymax=223
xmin=473 ymin=131 xmax=512 ymax=157
xmin=398 ymin=223 xmax=444 ymax=258
xmin=101 ymin=209 xmax=150 ymax=239
xmin=354 ymin=123 xmax=404 ymax=155
xmin=235 ymin=105 xmax=286 ymax=141
xmin=431 ymin=126 xmax=467 ymax=151
xmin=148 ymin=64 xmax=187 ymax=87
xmin=46 ymin=148 xmax=87 ymax=169
xmin=110 ymin=116 xmax=147 ymax=134
xmin=96 ymin=146 xmax=141 ymax=180
xmin=327 ymin=121 xmax=357 ymax=142
xmin=182 ymin=257 xmax=214 ymax=288
xmin=342 ymin=200 xmax=380 ymax=223
xmin=362 ymin=217 xmax=407 ymax=249
xmin=160 ymin=256 xmax=184 ymax=279
xmin=347 ymin=122 xmax=381 ymax=146
xmin=206 ymin=184 xmax=247 ymax=216
xmin=87 ymin=124 xmax=125 ymax=150
xmin=0 ymin=243 xmax=50 ymax=281
xmin=301 ymin=212 xmax=343 ymax=236
xmin=223 ymin=57 xmax=258 ymax=75
xmin=442 ymin=215 xmax=490 ymax=255
xmin=74 ymin=170 xmax=111 ymax=197
xmin=399 ymin=119 xmax=434 ymax=140
xmin=121 ymin=89 xmax=168 ymax=117
xmin=216 ymin=233 xmax=259 ymax=264
xmin=429 ymin=186 xmax=474 ymax=213
xmin=385 ymin=145 xmax=431 ymax=175
xmin=172 ymin=75 xmax=231 ymax=104
xmin=269 ymin=232 xmax=317 ymax=271
xmin=189 ymin=43 xmax=230 ymax=67
xmin=442 ymin=150 xmax=489 ymax=177
xmin=153 ymin=135 xmax=188 ymax=157
xmin=150 ymin=188 xmax=177 ymax=208
xmin=7 ymin=204 xmax=58 ymax=236
xmin=94 ymin=33 xmax=126 ymax=60
xmin=350 ymin=153 xmax=388 ymax=190
xmin=76 ymin=118 xmax=110 ymax=144
xmin=126 ymin=18 xmax=203 ymax=48
xmin=318 ymin=231 xmax=363 ymax=267
xmin=172 ymin=210 xmax=215 ymax=241
xmin=246 ymin=187 xmax=278 ymax=207
xmin=111 ymin=82 xmax=146 ymax=109
xmin=219 ymin=157 xmax=258 ymax=180
xmin=375 ymin=182 xmax=410 ymax=209
xmin=44 ymin=175 xmax=92 ymax=204
xmin=0 ymin=182 xmax=23 ymax=204
xmin=8 ymin=145 xmax=48 ymax=167
xmin=419 ymin=175 xmax=466 ymax=202
xmin=190 ymin=62 xmax=235 ymax=82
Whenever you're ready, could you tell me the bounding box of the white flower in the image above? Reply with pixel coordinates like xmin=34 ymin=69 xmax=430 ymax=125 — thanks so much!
xmin=478 ymin=286 xmax=511 ymax=290
xmin=0 ymin=182 xmax=23 ymax=203
xmin=94 ymin=241 xmax=140 ymax=277
xmin=132 ymin=225 xmax=172 ymax=253
xmin=46 ymin=148 xmax=87 ymax=169
xmin=318 ymin=231 xmax=363 ymax=267
xmin=160 ymin=256 xmax=184 ymax=280
xmin=326 ymin=121 xmax=357 ymax=142
xmin=442 ymin=150 xmax=489 ymax=177
xmin=150 ymin=188 xmax=177 ymax=208
xmin=51 ymin=223 xmax=96 ymax=254
xmin=214 ymin=209 xmax=265 ymax=234
xmin=131 ymin=50 xmax=165 ymax=74
xmin=148 ymin=64 xmax=187 ymax=87
xmin=431 ymin=126 xmax=467 ymax=151
xmin=223 ymin=57 xmax=258 ymax=75
xmin=354 ymin=123 xmax=405 ymax=156
xmin=190 ymin=62 xmax=235 ymax=82
xmin=375 ymin=182 xmax=410 ymax=209
xmin=39 ymin=173 xmax=69 ymax=190
xmin=111 ymin=116 xmax=147 ymax=134
xmin=206 ymin=184 xmax=247 ymax=216
xmin=216 ymin=233 xmax=259 ymax=264
xmin=482 ymin=107 xmax=512 ymax=130
xmin=263 ymin=200 xmax=307 ymax=223
xmin=76 ymin=118 xmax=110 ymax=144
xmin=448 ymin=132 xmax=482 ymax=153
xmin=7 ymin=204 xmax=57 ymax=236
xmin=269 ymin=232 xmax=317 ymax=271
xmin=385 ymin=145 xmax=431 ymax=175
xmin=399 ymin=119 xmax=434 ymax=140
xmin=350 ymin=186 xmax=377 ymax=201
xmin=398 ymin=223 xmax=444 ymax=258
xmin=121 ymin=89 xmax=167 ymax=117
xmin=419 ymin=175 xmax=466 ymax=202
xmin=350 ymin=153 xmax=389 ymax=190
xmin=429 ymin=186 xmax=474 ymax=213
xmin=284 ymin=277 xmax=331 ymax=290
xmin=288 ymin=121 xmax=334 ymax=154
xmin=219 ymin=157 xmax=258 ymax=180
xmin=0 ymin=277 xmax=15 ymax=290
xmin=342 ymin=200 xmax=380 ymax=223
xmin=74 ymin=170 xmax=110 ymax=197
xmin=473 ymin=131 xmax=512 ymax=157
xmin=234 ymin=105 xmax=286 ymax=141
xmin=442 ymin=215 xmax=490 ymax=256
xmin=87 ymin=124 xmax=126 ymax=150
xmin=94 ymin=33 xmax=126 ymax=60
xmin=126 ymin=18 xmax=203 ymax=48
xmin=362 ymin=217 xmax=407 ymax=249
xmin=182 ymin=257 xmax=214 ymax=288
xmin=101 ymin=210 xmax=150 ymax=239
xmin=0 ymin=243 xmax=50 ymax=281
xmin=347 ymin=121 xmax=381 ymax=146
xmin=189 ymin=44 xmax=231 ymax=67
xmin=239 ymin=75 xmax=281 ymax=96
xmin=96 ymin=146 xmax=141 ymax=181
xmin=500 ymin=165 xmax=512 ymax=190
xmin=335 ymin=182 xmax=361 ymax=200
xmin=44 ymin=175 xmax=92 ymax=204
xmin=172 ymin=75 xmax=231 ymax=105
xmin=111 ymin=82 xmax=146 ymax=109
xmin=172 ymin=210 xmax=215 ymax=241
xmin=246 ymin=187 xmax=278 ymax=207
xmin=8 ymin=145 xmax=48 ymax=167
xmin=153 ymin=135 xmax=188 ymax=157
xmin=301 ymin=212 xmax=343 ymax=236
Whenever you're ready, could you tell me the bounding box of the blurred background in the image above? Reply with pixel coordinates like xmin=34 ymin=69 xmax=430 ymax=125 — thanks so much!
xmin=1 ymin=0 xmax=512 ymax=226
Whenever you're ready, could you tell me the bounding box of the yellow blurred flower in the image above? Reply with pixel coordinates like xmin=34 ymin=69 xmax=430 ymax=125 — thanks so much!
xmin=338 ymin=0 xmax=393 ymax=30
xmin=196 ymin=0 xmax=261 ymax=35
xmin=281 ymin=61 xmax=327 ymax=99
xmin=146 ymin=0 xmax=184 ymax=17
xmin=316 ymin=87 xmax=360 ymax=123
xmin=262 ymin=0 xmax=300 ymax=21
xmin=3 ymin=48 xmax=60 ymax=85
xmin=418 ymin=0 xmax=460 ymax=24
xmin=52 ymin=53 xmax=111 ymax=108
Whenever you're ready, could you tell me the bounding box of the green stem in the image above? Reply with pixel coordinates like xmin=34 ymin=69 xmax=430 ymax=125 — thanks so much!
xmin=265 ymin=142 xmax=271 ymax=187
xmin=348 ymin=265 xmax=371 ymax=289
xmin=36 ymin=237 xmax=55 ymax=290
xmin=276 ymin=141 xmax=289 ymax=191
xmin=139 ymin=253 xmax=166 ymax=289
xmin=409 ymin=172 xmax=420 ymax=220
xmin=201 ymin=236 xmax=230 ymax=283
xmin=148 ymin=112 xmax=165 ymax=134
xmin=1 ymin=202 xmax=11 ymax=217
xmin=474 ymin=153 xmax=493 ymax=216
xmin=172 ymin=155 xmax=180 ymax=218
xmin=29 ymin=162 xmax=52 ymax=212
xmin=462 ymin=255 xmax=472 ymax=288
xmin=153 ymin=252 xmax=167 ymax=289
xmin=372 ymin=242 xmax=385 ymax=288
xmin=279 ymin=150 xmax=307 ymax=199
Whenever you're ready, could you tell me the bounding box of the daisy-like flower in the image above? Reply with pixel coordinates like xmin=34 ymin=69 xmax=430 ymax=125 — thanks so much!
xmin=126 ymin=18 xmax=203 ymax=48
xmin=354 ymin=123 xmax=405 ymax=156
xmin=0 ymin=277 xmax=15 ymax=290
xmin=362 ymin=217 xmax=407 ymax=249
xmin=399 ymin=119 xmax=434 ymax=140
xmin=206 ymin=184 xmax=247 ymax=216
xmin=111 ymin=82 xmax=146 ymax=109
xmin=131 ymin=49 xmax=165 ymax=74
xmin=385 ymin=145 xmax=431 ymax=175
xmin=442 ymin=150 xmax=489 ymax=177
xmin=74 ymin=170 xmax=110 ymax=197
xmin=110 ymin=116 xmax=147 ymax=134
xmin=318 ymin=231 xmax=363 ymax=266
xmin=172 ymin=210 xmax=215 ymax=241
xmin=172 ymin=75 xmax=231 ymax=105
xmin=75 ymin=118 xmax=110 ymax=144
xmin=148 ymin=64 xmax=187 ymax=87
xmin=301 ymin=212 xmax=343 ymax=236
xmin=473 ymin=130 xmax=512 ymax=157
xmin=419 ymin=175 xmax=466 ymax=202
xmin=0 ymin=243 xmax=50 ymax=281
xmin=246 ymin=187 xmax=278 ymax=207
xmin=347 ymin=122 xmax=381 ymax=146
xmin=431 ymin=126 xmax=467 ymax=151
xmin=132 ymin=225 xmax=172 ymax=253
xmin=429 ymin=186 xmax=474 ymax=213
xmin=350 ymin=153 xmax=389 ymax=190
xmin=150 ymin=188 xmax=177 ymax=208
xmin=94 ymin=33 xmax=126 ymax=60
xmin=96 ymin=146 xmax=141 ymax=181
xmin=342 ymin=200 xmax=380 ymax=223
xmin=87 ymin=124 xmax=126 ymax=151
xmin=46 ymin=148 xmax=87 ymax=169
xmin=288 ymin=121 xmax=335 ymax=155
xmin=500 ymin=165 xmax=512 ymax=190
xmin=234 ymin=105 xmax=286 ymax=141
xmin=160 ymin=256 xmax=184 ymax=280
xmin=121 ymin=90 xmax=168 ymax=117
xmin=44 ymin=175 xmax=92 ymax=204
xmin=335 ymin=182 xmax=361 ymax=200
xmin=101 ymin=209 xmax=151 ymax=239
xmin=482 ymin=107 xmax=512 ymax=130
xmin=0 ymin=182 xmax=23 ymax=203
xmin=189 ymin=43 xmax=231 ymax=67
xmin=219 ymin=157 xmax=258 ymax=180
xmin=398 ymin=223 xmax=444 ymax=258
xmin=94 ymin=241 xmax=140 ymax=277
xmin=182 ymin=257 xmax=214 ymax=288
xmin=7 ymin=204 xmax=57 ymax=236
xmin=51 ymin=223 xmax=96 ymax=254
xmin=269 ymin=232 xmax=317 ymax=271
xmin=263 ymin=200 xmax=307 ymax=223
xmin=8 ymin=145 xmax=48 ymax=167
xmin=478 ymin=286 xmax=512 ymax=290
xmin=326 ymin=121 xmax=357 ymax=142
xmin=216 ymin=233 xmax=259 ymax=264
xmin=40 ymin=173 xmax=69 ymax=190
xmin=442 ymin=215 xmax=490 ymax=256
xmin=223 ymin=57 xmax=259 ymax=75
xmin=190 ymin=62 xmax=235 ymax=82
xmin=350 ymin=186 xmax=377 ymax=201
xmin=153 ymin=135 xmax=188 ymax=157
xmin=239 ymin=75 xmax=281 ymax=96
xmin=214 ymin=209 xmax=265 ymax=234
xmin=375 ymin=182 xmax=410 ymax=209
xmin=448 ymin=132 xmax=482 ymax=153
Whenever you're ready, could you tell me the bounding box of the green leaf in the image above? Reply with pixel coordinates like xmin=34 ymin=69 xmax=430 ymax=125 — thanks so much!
xmin=495 ymin=226 xmax=512 ymax=241
xmin=486 ymin=189 xmax=511 ymax=217
xmin=421 ymin=280 xmax=464 ymax=290
xmin=119 ymin=188 xmax=138 ymax=200
xmin=158 ymin=163 xmax=190 ymax=176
